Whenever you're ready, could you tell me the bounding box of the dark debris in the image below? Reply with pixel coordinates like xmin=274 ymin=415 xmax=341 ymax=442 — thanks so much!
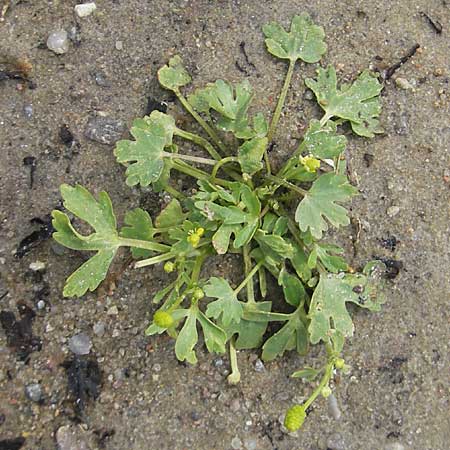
xmin=62 ymin=355 xmax=102 ymax=419
xmin=383 ymin=44 xmax=420 ymax=81
xmin=144 ymin=96 xmax=168 ymax=116
xmin=15 ymin=215 xmax=54 ymax=258
xmin=420 ymin=12 xmax=443 ymax=34
xmin=379 ymin=235 xmax=398 ymax=252
xmin=0 ymin=302 xmax=42 ymax=362
xmin=0 ymin=437 xmax=26 ymax=450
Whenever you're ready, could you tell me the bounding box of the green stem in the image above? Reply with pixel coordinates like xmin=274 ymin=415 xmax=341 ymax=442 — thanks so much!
xmin=242 ymin=245 xmax=256 ymax=303
xmin=267 ymin=59 xmax=296 ymax=143
xmin=211 ymin=156 xmax=238 ymax=181
xmin=319 ymin=112 xmax=332 ymax=127
xmin=191 ymin=252 xmax=207 ymax=283
xmin=164 ymin=184 xmax=185 ymax=200
xmin=303 ymin=358 xmax=334 ymax=411
xmin=266 ymin=174 xmax=308 ymax=196
xmin=227 ymin=337 xmax=241 ymax=384
xmin=174 ymin=128 xmax=222 ymax=161
xmin=175 ymin=89 xmax=228 ymax=155
xmin=234 ymin=260 xmax=263 ymax=297
xmin=172 ymin=160 xmax=233 ymax=188
xmin=163 ymin=151 xmax=217 ymax=166
xmin=119 ymin=238 xmax=171 ymax=253
xmin=243 ymin=309 xmax=293 ymax=322
xmin=134 ymin=252 xmax=174 ymax=268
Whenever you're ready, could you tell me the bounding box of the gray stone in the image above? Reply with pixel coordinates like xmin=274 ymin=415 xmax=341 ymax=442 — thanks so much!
xmin=327 ymin=432 xmax=346 ymax=450
xmin=243 ymin=438 xmax=257 ymax=450
xmin=231 ymin=436 xmax=242 ymax=449
xmin=93 ymin=321 xmax=106 ymax=336
xmin=107 ymin=305 xmax=119 ymax=316
xmin=385 ymin=444 xmax=406 ymax=450
xmin=47 ymin=30 xmax=69 ymax=55
xmin=37 ymin=300 xmax=46 ymax=310
xmin=328 ymin=393 xmax=342 ymax=420
xmin=68 ymin=333 xmax=92 ymax=355
xmin=254 ymin=358 xmax=265 ymax=372
xmin=84 ymin=116 xmax=125 ymax=145
xmin=74 ymin=2 xmax=97 ymax=18
xmin=56 ymin=425 xmax=90 ymax=450
xmin=387 ymin=205 xmax=400 ymax=217
xmin=23 ymin=104 xmax=33 ymax=119
xmin=25 ymin=383 xmax=42 ymax=402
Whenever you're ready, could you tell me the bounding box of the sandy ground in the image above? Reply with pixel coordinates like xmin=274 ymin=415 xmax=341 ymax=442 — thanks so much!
xmin=0 ymin=1 xmax=449 ymax=449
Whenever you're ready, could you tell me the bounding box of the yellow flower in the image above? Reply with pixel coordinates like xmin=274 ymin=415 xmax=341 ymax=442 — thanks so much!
xmin=300 ymin=155 xmax=320 ymax=173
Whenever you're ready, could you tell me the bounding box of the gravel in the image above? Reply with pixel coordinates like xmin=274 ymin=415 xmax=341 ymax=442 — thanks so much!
xmin=84 ymin=116 xmax=125 ymax=145
xmin=68 ymin=333 xmax=92 ymax=355
xmin=24 ymin=383 xmax=42 ymax=402
xmin=74 ymin=2 xmax=97 ymax=18
xmin=47 ymin=30 xmax=69 ymax=55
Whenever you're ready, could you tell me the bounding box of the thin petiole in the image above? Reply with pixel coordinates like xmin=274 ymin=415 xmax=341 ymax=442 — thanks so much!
xmin=227 ymin=337 xmax=241 ymax=384
xmin=174 ymin=128 xmax=222 ymax=161
xmin=211 ymin=156 xmax=239 ymax=181
xmin=119 ymin=238 xmax=171 ymax=253
xmin=265 ymin=174 xmax=308 ymax=196
xmin=267 ymin=59 xmax=296 ymax=142
xmin=174 ymin=89 xmax=228 ymax=155
xmin=172 ymin=160 xmax=234 ymax=188
xmin=163 ymin=151 xmax=217 ymax=166
xmin=234 ymin=259 xmax=263 ymax=297
xmin=134 ymin=252 xmax=174 ymax=268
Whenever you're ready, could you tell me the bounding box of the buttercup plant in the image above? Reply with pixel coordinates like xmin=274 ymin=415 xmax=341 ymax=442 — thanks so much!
xmin=52 ymin=14 xmax=386 ymax=431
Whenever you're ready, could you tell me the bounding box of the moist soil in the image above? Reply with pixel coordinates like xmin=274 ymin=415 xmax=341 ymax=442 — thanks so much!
xmin=0 ymin=1 xmax=449 ymax=449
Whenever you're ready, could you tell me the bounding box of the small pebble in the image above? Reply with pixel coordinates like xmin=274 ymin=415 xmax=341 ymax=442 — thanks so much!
xmin=74 ymin=2 xmax=97 ymax=17
xmin=385 ymin=444 xmax=405 ymax=450
xmin=231 ymin=436 xmax=242 ymax=449
xmin=25 ymin=383 xmax=42 ymax=402
xmin=328 ymin=394 xmax=341 ymax=420
xmin=115 ymin=40 xmax=124 ymax=51
xmin=92 ymin=71 xmax=111 ymax=87
xmin=29 ymin=261 xmax=46 ymax=272
xmin=326 ymin=432 xmax=346 ymax=450
xmin=395 ymin=77 xmax=413 ymax=90
xmin=47 ymin=30 xmax=69 ymax=55
xmin=93 ymin=321 xmax=106 ymax=336
xmin=56 ymin=425 xmax=90 ymax=450
xmin=304 ymin=89 xmax=314 ymax=100
xmin=387 ymin=205 xmax=400 ymax=217
xmin=84 ymin=116 xmax=125 ymax=145
xmin=243 ymin=438 xmax=257 ymax=450
xmin=37 ymin=300 xmax=46 ymax=310
xmin=50 ymin=242 xmax=67 ymax=256
xmin=254 ymin=359 xmax=265 ymax=372
xmin=107 ymin=305 xmax=119 ymax=316
xmin=23 ymin=104 xmax=33 ymax=119
xmin=68 ymin=333 xmax=92 ymax=355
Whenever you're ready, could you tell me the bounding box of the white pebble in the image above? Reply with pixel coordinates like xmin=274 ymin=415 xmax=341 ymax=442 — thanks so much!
xmin=395 ymin=77 xmax=414 ymax=90
xmin=74 ymin=2 xmax=97 ymax=17
xmin=115 ymin=40 xmax=123 ymax=51
xmin=29 ymin=260 xmax=46 ymax=271
xmin=328 ymin=394 xmax=342 ymax=420
xmin=387 ymin=205 xmax=400 ymax=217
xmin=47 ymin=30 xmax=69 ymax=55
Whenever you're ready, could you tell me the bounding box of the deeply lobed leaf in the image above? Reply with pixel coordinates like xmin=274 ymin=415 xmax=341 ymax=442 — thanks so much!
xmin=263 ymin=13 xmax=327 ymax=63
xmin=305 ymin=66 xmax=383 ymax=137
xmin=295 ymin=173 xmax=358 ymax=239
xmin=52 ymin=185 xmax=120 ymax=297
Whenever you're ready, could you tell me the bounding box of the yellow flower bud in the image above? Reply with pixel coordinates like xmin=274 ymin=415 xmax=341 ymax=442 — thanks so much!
xmin=164 ymin=261 xmax=175 ymax=273
xmin=284 ymin=404 xmax=306 ymax=432
xmin=187 ymin=233 xmax=200 ymax=247
xmin=335 ymin=358 xmax=345 ymax=370
xmin=192 ymin=287 xmax=204 ymax=300
xmin=153 ymin=310 xmax=174 ymax=328
xmin=300 ymin=155 xmax=320 ymax=173
xmin=196 ymin=227 xmax=205 ymax=237
xmin=321 ymin=385 xmax=332 ymax=398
